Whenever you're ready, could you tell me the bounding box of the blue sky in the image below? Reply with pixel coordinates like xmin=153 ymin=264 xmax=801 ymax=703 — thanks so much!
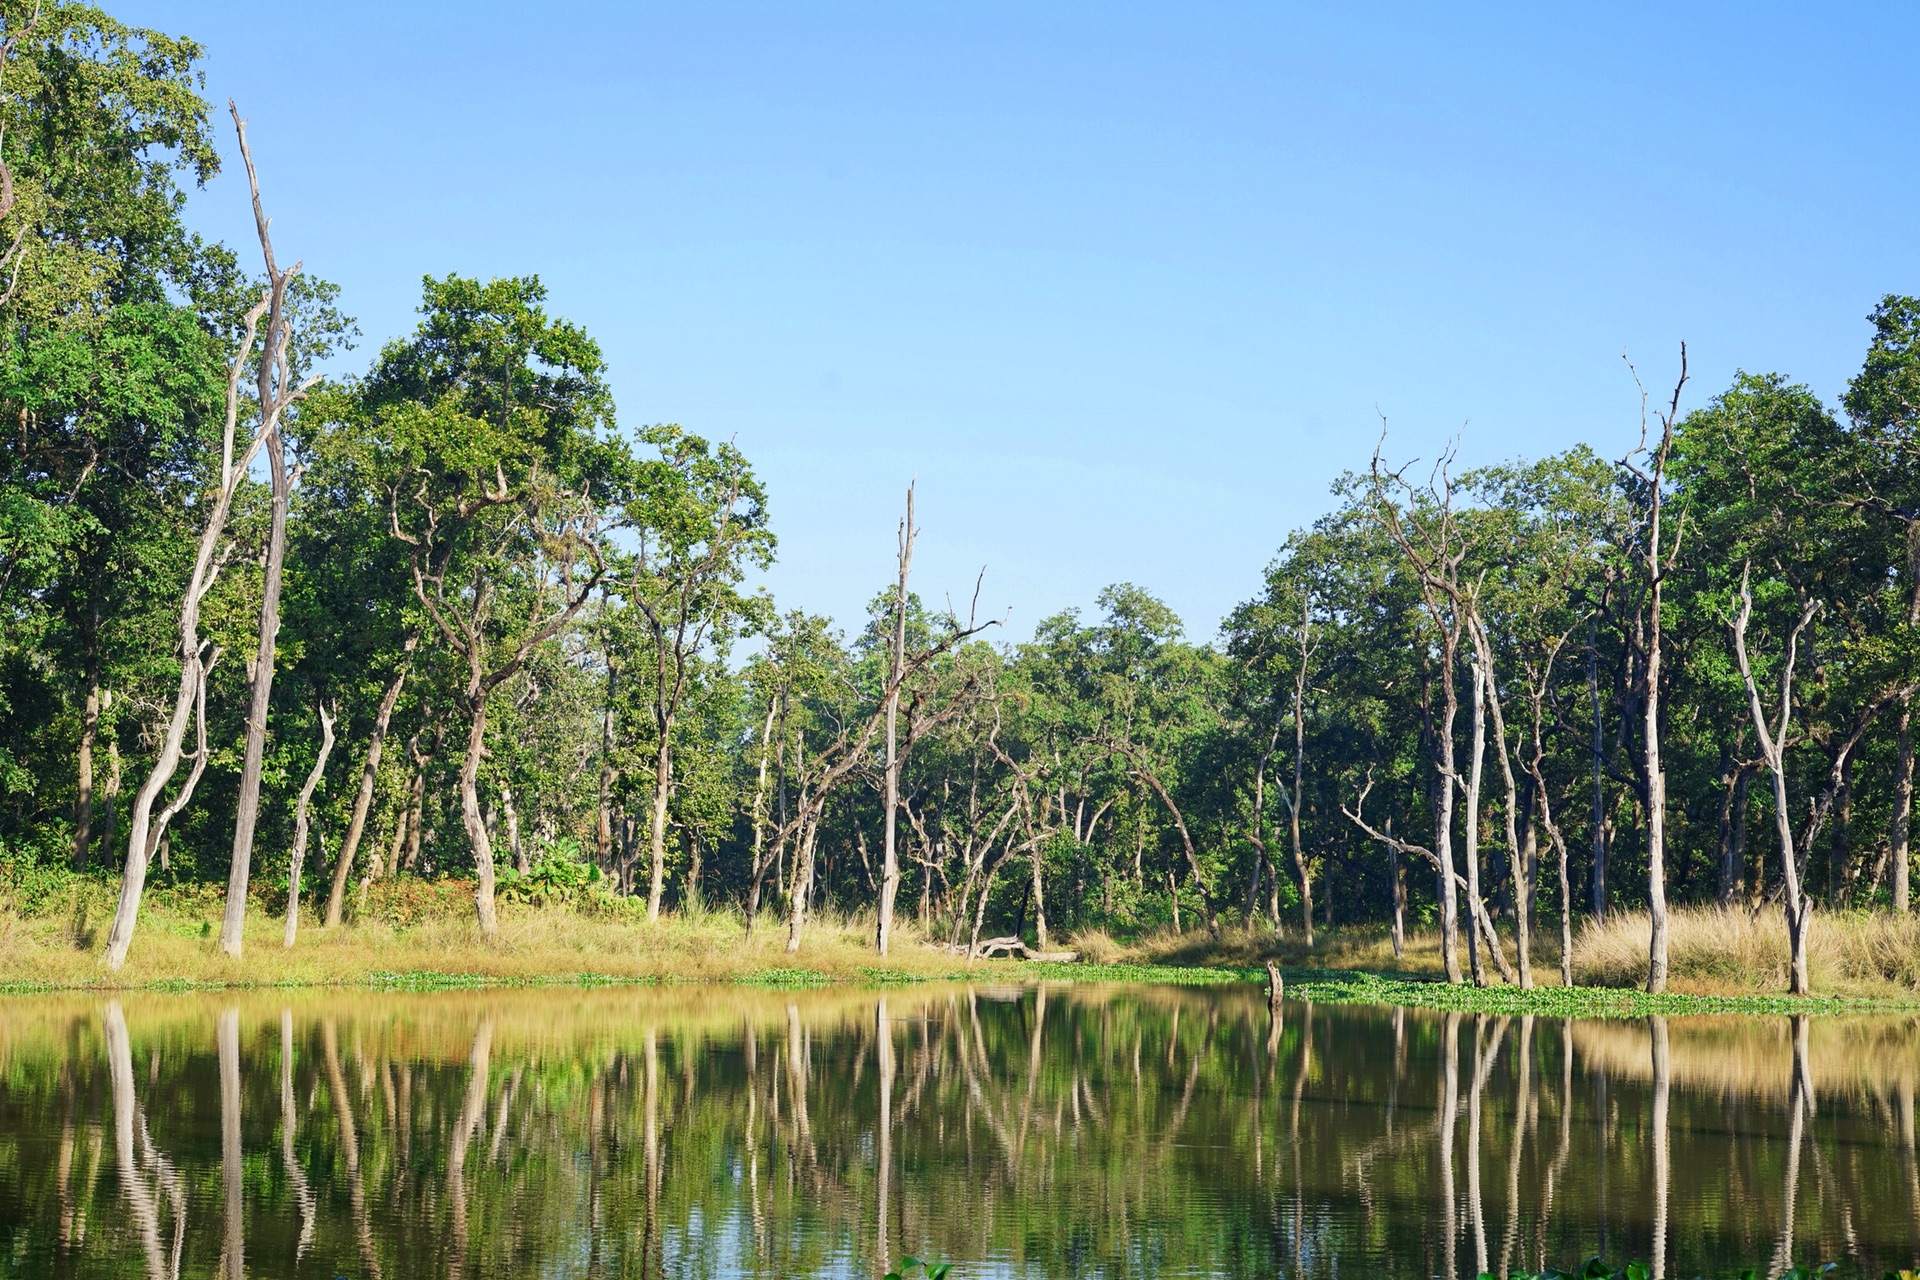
xmin=127 ymin=2 xmax=1920 ymax=643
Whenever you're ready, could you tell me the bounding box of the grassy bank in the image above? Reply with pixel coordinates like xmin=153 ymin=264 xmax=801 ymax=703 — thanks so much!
xmin=1088 ymin=903 xmax=1920 ymax=1001
xmin=6 ymin=875 xmax=1919 ymax=1016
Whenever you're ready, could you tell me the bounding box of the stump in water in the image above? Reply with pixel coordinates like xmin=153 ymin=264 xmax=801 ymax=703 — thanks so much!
xmin=1265 ymin=960 xmax=1284 ymax=1018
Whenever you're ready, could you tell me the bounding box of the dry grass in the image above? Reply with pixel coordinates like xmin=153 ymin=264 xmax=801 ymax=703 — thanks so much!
xmin=1108 ymin=918 xmax=1570 ymax=983
xmin=1571 ymin=905 xmax=1920 ymax=996
xmin=1098 ymin=905 xmax=1920 ymax=999
xmin=0 ymin=892 xmax=1016 ymax=991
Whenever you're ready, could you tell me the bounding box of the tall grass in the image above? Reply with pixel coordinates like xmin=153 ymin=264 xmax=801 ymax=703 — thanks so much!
xmin=1572 ymin=905 xmax=1920 ymax=995
xmin=0 ymin=881 xmax=987 ymax=991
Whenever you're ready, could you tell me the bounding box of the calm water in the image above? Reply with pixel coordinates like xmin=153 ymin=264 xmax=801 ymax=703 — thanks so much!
xmin=1 ymin=983 xmax=1917 ymax=1279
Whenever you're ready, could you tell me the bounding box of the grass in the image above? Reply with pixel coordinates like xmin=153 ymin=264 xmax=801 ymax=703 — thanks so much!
xmin=7 ymin=875 xmax=1920 ymax=1016
xmin=1080 ymin=902 xmax=1920 ymax=1002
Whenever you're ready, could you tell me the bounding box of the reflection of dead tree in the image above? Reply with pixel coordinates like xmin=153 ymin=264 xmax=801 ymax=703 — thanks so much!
xmin=1439 ymin=1012 xmax=1461 ymax=1280
xmin=447 ymin=1018 xmax=495 ymax=1271
xmin=644 ymin=1027 xmax=662 ymax=1276
xmin=876 ymin=997 xmax=895 ymax=1274
xmin=105 ymin=1002 xmax=185 ymax=1280
xmin=1650 ymin=1016 xmax=1671 ymax=1280
xmin=322 ymin=1020 xmax=382 ymax=1280
xmin=1499 ymin=1016 xmax=1535 ymax=1278
xmin=218 ymin=1008 xmax=243 ymax=1280
xmin=279 ymin=1011 xmax=316 ymax=1261
xmin=1467 ymin=1016 xmax=1510 ymax=1278
xmin=1769 ymin=1014 xmax=1815 ymax=1280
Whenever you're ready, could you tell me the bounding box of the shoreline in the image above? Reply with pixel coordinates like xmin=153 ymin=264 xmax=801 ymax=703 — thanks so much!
xmin=5 ymin=955 xmax=1917 ymax=1020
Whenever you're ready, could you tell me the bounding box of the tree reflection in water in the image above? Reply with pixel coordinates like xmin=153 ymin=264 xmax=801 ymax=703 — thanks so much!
xmin=3 ymin=986 xmax=1919 ymax=1278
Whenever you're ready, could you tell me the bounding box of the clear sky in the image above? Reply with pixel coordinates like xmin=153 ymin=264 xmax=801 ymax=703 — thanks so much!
xmin=125 ymin=2 xmax=1920 ymax=643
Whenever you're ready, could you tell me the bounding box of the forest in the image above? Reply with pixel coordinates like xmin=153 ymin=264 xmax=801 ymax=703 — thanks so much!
xmin=5 ymin=2 xmax=1920 ymax=996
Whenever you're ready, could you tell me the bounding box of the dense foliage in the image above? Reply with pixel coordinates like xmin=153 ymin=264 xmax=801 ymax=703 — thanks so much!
xmin=4 ymin=3 xmax=1919 ymax=990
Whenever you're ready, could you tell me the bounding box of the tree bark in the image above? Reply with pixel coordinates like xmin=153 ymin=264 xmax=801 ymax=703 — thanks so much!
xmin=646 ymin=728 xmax=673 ymax=921
xmin=1588 ymin=621 xmax=1608 ymax=918
xmin=457 ymin=699 xmax=500 ymax=940
xmin=877 ymin=485 xmax=914 ymax=956
xmin=1463 ymin=653 xmax=1489 ymax=985
xmin=221 ymin=415 xmax=292 ymax=959
xmin=283 ymin=702 xmax=337 ymax=947
xmin=326 ymin=649 xmax=411 ymax=927
xmin=1895 ymin=697 xmax=1914 ymax=914
xmin=73 ymin=632 xmax=99 ymax=871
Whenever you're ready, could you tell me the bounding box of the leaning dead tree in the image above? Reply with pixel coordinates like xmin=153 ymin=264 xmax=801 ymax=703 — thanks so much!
xmin=103 ymin=104 xmax=308 ymax=971
xmin=220 ymin=103 xmax=321 ymax=958
xmin=1345 ymin=771 xmax=1518 ymax=983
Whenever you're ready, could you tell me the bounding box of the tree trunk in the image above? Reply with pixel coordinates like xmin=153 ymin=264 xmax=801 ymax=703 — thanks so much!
xmin=646 ymin=729 xmax=672 ymax=921
xmin=1434 ymin=658 xmax=1464 ymax=983
xmin=457 ymin=698 xmax=500 ymax=940
xmin=1030 ymin=829 xmax=1049 ymax=952
xmin=1894 ymin=696 xmax=1914 ymax=914
xmin=785 ymin=815 xmax=819 ymax=953
xmin=1464 ymin=655 xmax=1489 ymax=986
xmin=325 ymin=655 xmax=410 ymax=927
xmin=221 ymin=426 xmax=292 ymax=958
xmin=284 ymin=702 xmax=337 ymax=947
xmin=1589 ymin=624 xmax=1608 ymax=918
xmin=877 ymin=486 xmax=914 ymax=956
xmin=73 ymin=639 xmax=99 ymax=871
xmin=1389 ymin=816 xmax=1405 ymax=960
xmin=502 ymin=781 xmax=526 ymax=874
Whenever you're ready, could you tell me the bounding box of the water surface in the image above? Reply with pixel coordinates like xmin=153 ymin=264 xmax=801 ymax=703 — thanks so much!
xmin=2 ymin=983 xmax=1917 ymax=1278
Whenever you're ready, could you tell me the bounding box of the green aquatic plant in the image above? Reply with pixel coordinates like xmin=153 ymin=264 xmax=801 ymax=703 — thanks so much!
xmin=885 ymin=1258 xmax=952 ymax=1280
xmin=1498 ymin=1259 xmax=1848 ymax=1280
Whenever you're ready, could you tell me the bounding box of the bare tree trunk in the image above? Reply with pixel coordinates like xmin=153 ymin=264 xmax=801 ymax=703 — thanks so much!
xmin=645 ymin=729 xmax=673 ymax=921
xmin=877 ymin=486 xmax=915 ymax=956
xmin=502 ymin=781 xmax=525 ymax=874
xmin=1473 ymin=623 xmax=1532 ymax=988
xmin=1030 ymin=826 xmax=1049 ymax=952
xmin=73 ymin=631 xmax=99 ymax=870
xmin=220 ymin=421 xmax=291 ymax=959
xmin=744 ymin=701 xmax=780 ymax=937
xmin=1894 ymin=535 xmax=1920 ymax=913
xmin=1389 ymin=817 xmax=1405 ymax=961
xmin=1733 ymin=574 xmax=1816 ymax=995
xmin=457 ymin=700 xmax=500 ymax=940
xmin=283 ymin=702 xmax=337 ymax=947
xmin=1624 ymin=352 xmax=1687 ymax=993
xmin=1894 ymin=697 xmax=1914 ymax=914
xmin=325 ymin=651 xmax=410 ymax=926
xmin=1589 ymin=621 xmax=1608 ymax=918
xmin=785 ymin=816 xmax=819 ymax=953
xmin=1464 ymin=654 xmax=1489 ymax=986
xmin=1288 ymin=657 xmax=1313 ymax=946
xmin=107 ymin=107 xmax=305 ymax=970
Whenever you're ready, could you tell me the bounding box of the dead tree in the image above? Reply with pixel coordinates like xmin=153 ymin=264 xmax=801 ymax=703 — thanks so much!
xmin=877 ymin=485 xmax=916 ymax=956
xmin=1368 ymin=435 xmax=1477 ymax=983
xmin=103 ymin=104 xmax=309 ymax=971
xmin=325 ymin=634 xmax=416 ymax=926
xmin=1618 ymin=347 xmax=1689 ymax=992
xmin=282 ymin=701 xmax=337 ymax=947
xmin=1346 ymin=772 xmax=1517 ymax=982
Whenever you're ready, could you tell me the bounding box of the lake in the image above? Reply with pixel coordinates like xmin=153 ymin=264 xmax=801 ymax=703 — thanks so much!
xmin=1 ymin=983 xmax=1915 ymax=1278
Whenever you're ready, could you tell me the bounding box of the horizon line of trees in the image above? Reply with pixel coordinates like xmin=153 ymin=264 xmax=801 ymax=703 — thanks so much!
xmin=4 ymin=2 xmax=1918 ymax=993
